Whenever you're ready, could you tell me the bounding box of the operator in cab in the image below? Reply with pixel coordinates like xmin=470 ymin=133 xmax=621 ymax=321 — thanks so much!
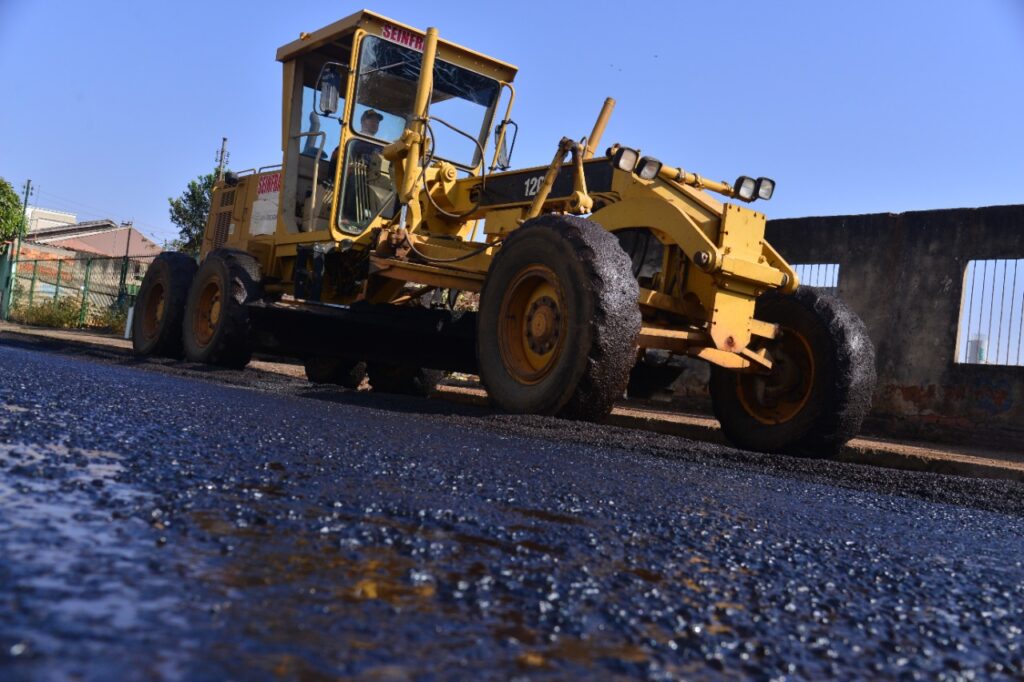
xmin=328 ymin=108 xmax=384 ymax=180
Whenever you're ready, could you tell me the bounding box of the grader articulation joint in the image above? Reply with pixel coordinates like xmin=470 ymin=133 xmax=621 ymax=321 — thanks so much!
xmin=132 ymin=10 xmax=876 ymax=457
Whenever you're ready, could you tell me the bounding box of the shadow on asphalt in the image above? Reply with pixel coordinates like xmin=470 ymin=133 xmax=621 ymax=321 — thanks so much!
xmin=295 ymin=386 xmax=493 ymax=418
xmin=0 ymin=331 xmax=492 ymax=418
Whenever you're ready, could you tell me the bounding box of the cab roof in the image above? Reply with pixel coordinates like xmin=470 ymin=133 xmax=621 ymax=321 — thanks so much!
xmin=275 ymin=9 xmax=518 ymax=84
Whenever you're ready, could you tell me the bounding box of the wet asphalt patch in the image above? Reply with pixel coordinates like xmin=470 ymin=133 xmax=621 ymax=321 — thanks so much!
xmin=1 ymin=341 xmax=1023 ymax=679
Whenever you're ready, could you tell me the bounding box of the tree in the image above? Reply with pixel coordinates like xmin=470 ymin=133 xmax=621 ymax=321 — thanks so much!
xmin=167 ymin=170 xmax=218 ymax=256
xmin=0 ymin=177 xmax=22 ymax=243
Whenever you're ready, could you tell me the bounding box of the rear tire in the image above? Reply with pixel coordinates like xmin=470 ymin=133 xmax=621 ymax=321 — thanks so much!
xmin=708 ymin=287 xmax=875 ymax=456
xmin=366 ymin=364 xmax=442 ymax=397
xmin=477 ymin=214 xmax=640 ymax=421
xmin=304 ymin=357 xmax=366 ymax=389
xmin=131 ymin=252 xmax=197 ymax=358
xmin=182 ymin=249 xmax=262 ymax=369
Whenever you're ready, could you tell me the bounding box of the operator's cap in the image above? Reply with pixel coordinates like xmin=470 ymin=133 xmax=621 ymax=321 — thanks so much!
xmin=362 ymin=109 xmax=384 ymax=121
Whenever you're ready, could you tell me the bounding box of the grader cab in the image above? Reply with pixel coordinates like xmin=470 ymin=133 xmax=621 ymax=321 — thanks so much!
xmin=132 ymin=10 xmax=875 ymax=456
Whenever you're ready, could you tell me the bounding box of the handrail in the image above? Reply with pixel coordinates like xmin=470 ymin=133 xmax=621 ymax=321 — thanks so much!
xmin=489 ymin=81 xmax=517 ymax=172
xmin=292 ymin=131 xmax=327 ymax=231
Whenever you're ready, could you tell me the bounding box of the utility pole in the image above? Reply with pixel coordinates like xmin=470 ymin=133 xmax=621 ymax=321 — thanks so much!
xmin=1 ymin=179 xmax=34 ymax=320
xmin=215 ymin=137 xmax=229 ymax=181
xmin=117 ymin=222 xmax=133 ymax=307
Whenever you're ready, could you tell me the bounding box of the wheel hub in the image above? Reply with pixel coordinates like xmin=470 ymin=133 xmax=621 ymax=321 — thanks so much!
xmin=194 ymin=280 xmax=223 ymax=347
xmin=497 ymin=264 xmax=567 ymax=385
xmin=141 ymin=282 xmax=166 ymax=341
xmin=737 ymin=328 xmax=816 ymax=425
xmin=753 ymin=346 xmax=802 ymax=405
xmin=525 ymin=296 xmax=560 ymax=355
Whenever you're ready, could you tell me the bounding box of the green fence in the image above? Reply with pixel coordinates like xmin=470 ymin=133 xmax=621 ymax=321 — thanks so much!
xmin=7 ymin=254 xmax=157 ymax=332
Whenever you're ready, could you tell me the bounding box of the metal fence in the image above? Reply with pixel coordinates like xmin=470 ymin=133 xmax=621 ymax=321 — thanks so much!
xmin=956 ymin=258 xmax=1024 ymax=366
xmin=793 ymin=263 xmax=840 ymax=293
xmin=8 ymin=254 xmax=156 ymax=329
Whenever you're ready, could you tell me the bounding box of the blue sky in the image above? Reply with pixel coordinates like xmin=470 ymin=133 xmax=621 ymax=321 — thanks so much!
xmin=2 ymin=1 xmax=1023 ymax=246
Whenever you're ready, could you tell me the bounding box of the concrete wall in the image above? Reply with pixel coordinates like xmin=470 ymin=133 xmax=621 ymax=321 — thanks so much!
xmin=668 ymin=204 xmax=1024 ymax=450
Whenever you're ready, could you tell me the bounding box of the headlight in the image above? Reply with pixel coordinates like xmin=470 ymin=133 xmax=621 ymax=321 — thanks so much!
xmin=610 ymin=147 xmax=639 ymax=173
xmin=734 ymin=176 xmax=757 ymax=201
xmin=755 ymin=177 xmax=775 ymax=200
xmin=636 ymin=156 xmax=663 ymax=180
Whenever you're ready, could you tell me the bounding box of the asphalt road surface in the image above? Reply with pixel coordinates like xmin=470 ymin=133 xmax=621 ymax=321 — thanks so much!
xmin=1 ymin=340 xmax=1023 ymax=681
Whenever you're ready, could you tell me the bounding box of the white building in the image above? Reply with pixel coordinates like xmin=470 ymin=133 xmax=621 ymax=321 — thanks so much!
xmin=25 ymin=206 xmax=77 ymax=233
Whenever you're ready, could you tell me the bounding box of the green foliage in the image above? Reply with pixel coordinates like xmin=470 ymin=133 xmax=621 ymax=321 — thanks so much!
xmin=168 ymin=170 xmax=218 ymax=256
xmin=0 ymin=177 xmax=22 ymax=242
xmin=89 ymin=305 xmax=128 ymax=335
xmin=10 ymin=296 xmax=82 ymax=329
xmin=10 ymin=295 xmax=127 ymax=335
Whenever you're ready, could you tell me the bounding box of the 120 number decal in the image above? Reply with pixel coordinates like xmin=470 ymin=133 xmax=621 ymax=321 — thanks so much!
xmin=523 ymin=176 xmax=543 ymax=197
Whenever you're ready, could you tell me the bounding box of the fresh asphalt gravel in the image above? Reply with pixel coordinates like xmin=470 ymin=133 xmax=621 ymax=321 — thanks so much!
xmin=1 ymin=339 xmax=1023 ymax=680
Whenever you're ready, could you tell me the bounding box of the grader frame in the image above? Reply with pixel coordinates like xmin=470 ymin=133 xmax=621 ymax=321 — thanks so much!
xmin=134 ymin=10 xmax=875 ymax=455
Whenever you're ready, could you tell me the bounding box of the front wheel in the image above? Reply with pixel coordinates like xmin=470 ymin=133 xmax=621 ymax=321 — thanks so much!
xmin=708 ymin=287 xmax=875 ymax=457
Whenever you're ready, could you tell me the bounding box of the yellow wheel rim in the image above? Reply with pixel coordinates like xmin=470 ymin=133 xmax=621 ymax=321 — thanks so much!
xmin=497 ymin=264 xmax=567 ymax=385
xmin=193 ymin=279 xmax=222 ymax=347
xmin=141 ymin=282 xmax=165 ymax=342
xmin=736 ymin=326 xmax=816 ymax=425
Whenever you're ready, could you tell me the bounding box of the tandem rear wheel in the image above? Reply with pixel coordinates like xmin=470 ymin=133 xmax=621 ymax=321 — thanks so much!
xmin=182 ymin=249 xmax=263 ymax=369
xmin=131 ymin=252 xmax=198 ymax=359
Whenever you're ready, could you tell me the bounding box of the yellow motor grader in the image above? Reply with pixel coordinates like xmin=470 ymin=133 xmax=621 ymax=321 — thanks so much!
xmin=133 ymin=10 xmax=875 ymax=455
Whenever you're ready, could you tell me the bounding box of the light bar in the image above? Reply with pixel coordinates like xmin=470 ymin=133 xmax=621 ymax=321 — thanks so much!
xmin=734 ymin=176 xmax=757 ymax=202
xmin=755 ymin=177 xmax=775 ymax=200
xmin=610 ymin=147 xmax=640 ymax=173
xmin=636 ymin=156 xmax=663 ymax=181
